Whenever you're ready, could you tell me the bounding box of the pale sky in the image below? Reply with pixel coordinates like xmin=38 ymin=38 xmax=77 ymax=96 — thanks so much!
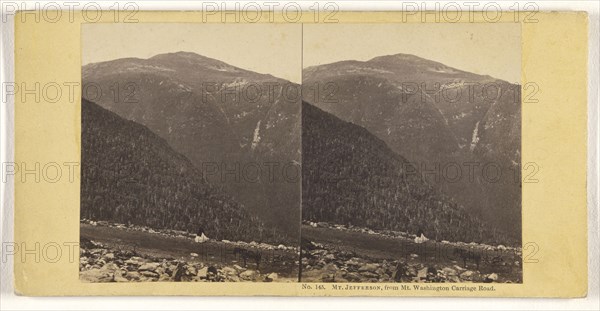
xmin=83 ymin=23 xmax=521 ymax=84
xmin=82 ymin=23 xmax=302 ymax=83
xmin=303 ymin=23 xmax=521 ymax=84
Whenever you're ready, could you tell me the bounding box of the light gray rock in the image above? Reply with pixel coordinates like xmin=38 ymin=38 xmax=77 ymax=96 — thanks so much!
xmin=239 ymin=270 xmax=258 ymax=281
xmin=453 ymin=265 xmax=466 ymax=271
xmin=125 ymin=257 xmax=145 ymax=266
xmin=486 ymin=273 xmax=499 ymax=281
xmin=187 ymin=265 xmax=197 ymax=276
xmin=442 ymin=267 xmax=457 ymax=276
xmin=138 ymin=262 xmax=160 ymax=271
xmin=417 ymin=267 xmax=428 ymax=279
xmin=221 ymin=267 xmax=236 ymax=276
xmin=233 ymin=264 xmax=245 ymax=271
xmin=345 ymin=272 xmax=362 ymax=282
xmin=140 ymin=270 xmax=159 ymax=278
xmin=358 ymin=263 xmax=379 ymax=273
xmin=460 ymin=270 xmax=475 ymax=279
xmin=266 ymin=272 xmax=278 ymax=281
xmin=197 ymin=267 xmax=208 ymax=279
xmin=80 ymin=269 xmax=113 ymax=283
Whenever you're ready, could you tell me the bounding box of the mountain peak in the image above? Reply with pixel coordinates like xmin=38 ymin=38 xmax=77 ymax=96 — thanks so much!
xmin=369 ymin=53 xmax=453 ymax=69
xmin=369 ymin=53 xmax=423 ymax=62
xmin=149 ymin=51 xmax=227 ymax=65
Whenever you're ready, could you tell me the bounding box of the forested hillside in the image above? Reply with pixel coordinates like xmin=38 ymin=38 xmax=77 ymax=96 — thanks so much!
xmin=81 ymin=98 xmax=289 ymax=244
xmin=302 ymin=101 xmax=515 ymax=245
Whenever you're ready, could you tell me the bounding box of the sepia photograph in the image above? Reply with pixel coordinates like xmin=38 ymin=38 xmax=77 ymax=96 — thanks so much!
xmin=79 ymin=22 xmax=523 ymax=285
xmin=300 ymin=23 xmax=523 ymax=284
xmin=79 ymin=23 xmax=302 ymax=282
xmin=5 ymin=2 xmax=594 ymax=304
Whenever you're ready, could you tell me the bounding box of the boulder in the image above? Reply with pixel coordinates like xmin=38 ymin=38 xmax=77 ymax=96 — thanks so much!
xmin=453 ymin=265 xmax=465 ymax=271
xmin=221 ymin=267 xmax=237 ymax=276
xmin=80 ymin=268 xmax=113 ymax=283
xmin=125 ymin=257 xmax=145 ymax=266
xmin=322 ymin=263 xmax=339 ymax=273
xmin=138 ymin=262 xmax=160 ymax=271
xmin=360 ymin=271 xmax=379 ymax=279
xmin=321 ymin=273 xmax=336 ymax=282
xmin=233 ymin=264 xmax=245 ymax=271
xmin=126 ymin=271 xmax=141 ymax=281
xmin=197 ymin=267 xmax=208 ymax=279
xmin=417 ymin=267 xmax=428 ymax=279
xmin=345 ymin=272 xmax=362 ymax=282
xmin=140 ymin=270 xmax=159 ymax=278
xmin=407 ymin=267 xmax=417 ymax=277
xmin=358 ymin=263 xmax=379 ymax=273
xmin=239 ymin=270 xmax=258 ymax=281
xmin=442 ymin=267 xmax=457 ymax=276
xmin=485 ymin=273 xmax=499 ymax=282
xmin=265 ymin=273 xmax=278 ymax=282
xmin=448 ymin=275 xmax=461 ymax=282
xmin=460 ymin=270 xmax=475 ymax=280
xmin=187 ymin=265 xmax=197 ymax=276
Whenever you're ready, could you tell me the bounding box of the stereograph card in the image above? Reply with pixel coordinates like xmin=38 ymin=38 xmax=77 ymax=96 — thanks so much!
xmin=11 ymin=10 xmax=588 ymax=297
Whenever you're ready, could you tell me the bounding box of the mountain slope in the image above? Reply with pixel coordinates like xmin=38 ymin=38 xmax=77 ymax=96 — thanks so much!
xmin=82 ymin=52 xmax=301 ymax=237
xmin=81 ymin=98 xmax=288 ymax=244
xmin=302 ymin=101 xmax=513 ymax=245
xmin=303 ymin=54 xmax=521 ymax=240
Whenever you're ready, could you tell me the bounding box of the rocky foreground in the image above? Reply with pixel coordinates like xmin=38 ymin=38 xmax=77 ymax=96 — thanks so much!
xmin=301 ymin=241 xmax=521 ymax=283
xmin=79 ymin=239 xmax=294 ymax=283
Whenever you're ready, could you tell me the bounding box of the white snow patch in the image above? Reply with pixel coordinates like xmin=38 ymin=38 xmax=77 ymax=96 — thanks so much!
xmin=430 ymin=67 xmax=457 ymax=74
xmin=251 ymin=120 xmax=261 ymax=150
xmin=470 ymin=121 xmax=480 ymax=151
xmin=343 ymin=66 xmax=393 ymax=75
xmin=123 ymin=64 xmax=175 ymax=73
xmin=210 ymin=65 xmax=236 ymax=72
xmin=223 ymin=79 xmax=248 ymax=88
xmin=439 ymin=81 xmax=466 ymax=91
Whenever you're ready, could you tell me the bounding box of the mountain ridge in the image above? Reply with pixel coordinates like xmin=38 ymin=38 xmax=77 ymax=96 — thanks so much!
xmin=303 ymin=54 xmax=521 ymax=241
xmin=82 ymin=51 xmax=302 ymax=239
